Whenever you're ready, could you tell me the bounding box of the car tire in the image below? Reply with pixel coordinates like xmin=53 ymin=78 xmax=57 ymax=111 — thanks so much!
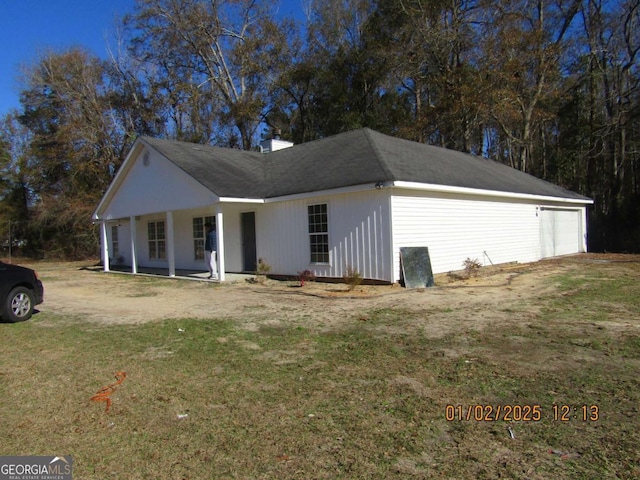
xmin=3 ymin=286 xmax=35 ymax=322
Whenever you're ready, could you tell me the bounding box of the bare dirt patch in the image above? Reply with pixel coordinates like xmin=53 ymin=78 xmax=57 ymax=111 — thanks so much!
xmin=32 ymin=253 xmax=639 ymax=339
xmin=31 ymin=254 xmax=640 ymax=397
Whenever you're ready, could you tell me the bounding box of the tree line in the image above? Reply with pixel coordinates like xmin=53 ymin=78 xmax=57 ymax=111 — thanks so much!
xmin=0 ymin=0 xmax=638 ymax=258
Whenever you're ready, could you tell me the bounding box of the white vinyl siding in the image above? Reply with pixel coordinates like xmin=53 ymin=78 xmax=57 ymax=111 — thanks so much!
xmin=391 ymin=192 xmax=540 ymax=280
xmin=103 ymin=186 xmax=587 ymax=283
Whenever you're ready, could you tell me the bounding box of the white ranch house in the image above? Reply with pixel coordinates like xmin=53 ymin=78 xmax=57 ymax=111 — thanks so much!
xmin=93 ymin=128 xmax=593 ymax=283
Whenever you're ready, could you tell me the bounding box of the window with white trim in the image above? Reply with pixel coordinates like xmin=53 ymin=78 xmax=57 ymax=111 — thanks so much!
xmin=148 ymin=221 xmax=166 ymax=260
xmin=193 ymin=216 xmax=216 ymax=261
xmin=308 ymin=203 xmax=329 ymax=263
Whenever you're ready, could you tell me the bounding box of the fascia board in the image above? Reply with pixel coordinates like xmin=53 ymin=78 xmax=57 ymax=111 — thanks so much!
xmin=392 ymin=181 xmax=594 ymax=205
xmin=218 ymin=197 xmax=265 ymax=204
xmin=92 ymin=139 xmax=146 ymax=220
xmin=264 ymin=183 xmax=382 ymax=203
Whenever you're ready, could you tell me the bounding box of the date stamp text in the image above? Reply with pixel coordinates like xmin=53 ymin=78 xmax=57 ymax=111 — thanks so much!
xmin=444 ymin=404 xmax=599 ymax=422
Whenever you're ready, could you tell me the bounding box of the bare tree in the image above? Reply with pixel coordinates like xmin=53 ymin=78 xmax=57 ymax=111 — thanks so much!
xmin=125 ymin=0 xmax=291 ymax=149
xmin=479 ymin=0 xmax=582 ymax=172
xmin=17 ymin=49 xmax=125 ymax=257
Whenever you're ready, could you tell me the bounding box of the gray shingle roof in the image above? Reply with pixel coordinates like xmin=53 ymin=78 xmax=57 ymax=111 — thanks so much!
xmin=141 ymin=128 xmax=590 ymax=201
xmin=141 ymin=137 xmax=266 ymax=197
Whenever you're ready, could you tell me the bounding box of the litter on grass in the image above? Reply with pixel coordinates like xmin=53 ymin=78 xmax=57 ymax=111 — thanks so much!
xmin=549 ymin=449 xmax=581 ymax=460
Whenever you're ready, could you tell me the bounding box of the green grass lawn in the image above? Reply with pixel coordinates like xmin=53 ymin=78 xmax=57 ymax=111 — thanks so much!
xmin=1 ymin=259 xmax=639 ymax=479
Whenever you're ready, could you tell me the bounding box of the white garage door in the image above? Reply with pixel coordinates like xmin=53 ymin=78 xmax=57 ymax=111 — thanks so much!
xmin=540 ymin=208 xmax=581 ymax=258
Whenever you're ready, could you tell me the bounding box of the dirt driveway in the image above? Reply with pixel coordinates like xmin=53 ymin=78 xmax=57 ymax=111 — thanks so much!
xmin=31 ymin=254 xmax=633 ymax=338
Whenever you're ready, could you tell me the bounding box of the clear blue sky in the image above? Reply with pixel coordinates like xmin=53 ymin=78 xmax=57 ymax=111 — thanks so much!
xmin=0 ymin=0 xmax=304 ymax=117
xmin=0 ymin=0 xmax=136 ymax=115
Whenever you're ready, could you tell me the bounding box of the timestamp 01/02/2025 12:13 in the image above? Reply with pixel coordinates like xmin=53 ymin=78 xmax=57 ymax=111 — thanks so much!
xmin=444 ymin=404 xmax=600 ymax=422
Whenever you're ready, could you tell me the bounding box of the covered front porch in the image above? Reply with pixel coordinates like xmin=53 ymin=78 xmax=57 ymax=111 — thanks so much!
xmin=97 ymin=201 xmax=261 ymax=282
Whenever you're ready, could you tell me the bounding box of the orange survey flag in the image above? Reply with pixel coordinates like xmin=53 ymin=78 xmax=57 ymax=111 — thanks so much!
xmin=90 ymin=371 xmax=127 ymax=412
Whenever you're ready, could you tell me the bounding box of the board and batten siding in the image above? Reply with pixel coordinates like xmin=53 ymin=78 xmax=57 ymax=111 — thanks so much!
xmin=258 ymin=190 xmax=392 ymax=281
xmin=391 ymin=192 xmax=541 ymax=281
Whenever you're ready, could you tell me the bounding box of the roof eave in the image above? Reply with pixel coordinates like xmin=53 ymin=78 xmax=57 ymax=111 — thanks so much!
xmin=264 ymin=182 xmax=385 ymax=203
xmin=93 ymin=138 xmax=146 ymax=221
xmin=218 ymin=197 xmax=265 ymax=204
xmin=392 ymin=181 xmax=594 ymax=205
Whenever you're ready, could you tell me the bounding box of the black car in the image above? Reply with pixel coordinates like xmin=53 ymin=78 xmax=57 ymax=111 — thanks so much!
xmin=0 ymin=261 xmax=44 ymax=322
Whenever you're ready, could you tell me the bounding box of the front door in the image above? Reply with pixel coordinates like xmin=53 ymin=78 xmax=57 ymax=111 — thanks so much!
xmin=241 ymin=212 xmax=257 ymax=272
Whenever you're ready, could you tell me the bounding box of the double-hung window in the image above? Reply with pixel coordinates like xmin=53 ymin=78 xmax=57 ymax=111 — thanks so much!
xmin=192 ymin=216 xmax=216 ymax=261
xmin=308 ymin=203 xmax=329 ymax=264
xmin=148 ymin=221 xmax=166 ymax=260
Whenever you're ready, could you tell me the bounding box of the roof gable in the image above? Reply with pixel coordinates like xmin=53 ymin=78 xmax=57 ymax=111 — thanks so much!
xmin=94 ymin=139 xmax=219 ymax=220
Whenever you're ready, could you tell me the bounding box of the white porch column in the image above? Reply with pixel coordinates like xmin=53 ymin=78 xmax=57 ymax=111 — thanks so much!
xmin=216 ymin=204 xmax=225 ymax=282
xmin=130 ymin=216 xmax=138 ymax=274
xmin=166 ymin=211 xmax=176 ymax=277
xmin=101 ymin=222 xmax=110 ymax=272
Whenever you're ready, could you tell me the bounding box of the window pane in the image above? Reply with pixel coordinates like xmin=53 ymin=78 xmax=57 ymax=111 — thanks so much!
xmin=193 ymin=218 xmax=203 ymax=238
xmin=309 ymin=235 xmax=328 ymax=262
xmin=194 ymin=216 xmax=215 ymax=260
xmin=111 ymin=226 xmax=119 ymax=256
xmin=148 ymin=223 xmax=156 ymax=240
xmin=311 ymin=248 xmax=329 ymax=264
xmin=158 ymin=241 xmax=166 ymax=259
xmin=156 ymin=222 xmax=165 ymax=239
xmin=194 ymin=239 xmax=204 ymax=260
xmin=308 ymin=203 xmax=329 ymax=264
